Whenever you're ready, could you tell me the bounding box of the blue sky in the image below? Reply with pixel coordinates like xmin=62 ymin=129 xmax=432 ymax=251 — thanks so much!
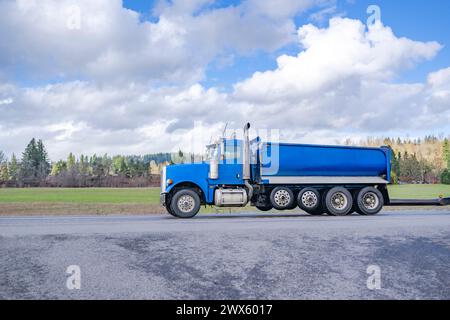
xmin=123 ymin=0 xmax=450 ymax=87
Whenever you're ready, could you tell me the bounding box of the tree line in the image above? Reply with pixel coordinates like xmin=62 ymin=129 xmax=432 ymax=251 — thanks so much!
xmin=357 ymin=136 xmax=450 ymax=184
xmin=0 ymin=139 xmax=172 ymax=187
xmin=1 ymin=136 xmax=449 ymax=187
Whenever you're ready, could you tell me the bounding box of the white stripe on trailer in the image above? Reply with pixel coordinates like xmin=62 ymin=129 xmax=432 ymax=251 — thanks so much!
xmin=261 ymin=176 xmax=388 ymax=185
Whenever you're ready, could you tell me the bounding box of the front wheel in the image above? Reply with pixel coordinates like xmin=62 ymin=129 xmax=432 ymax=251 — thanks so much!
xmin=170 ymin=189 xmax=201 ymax=218
xmin=165 ymin=205 xmax=177 ymax=217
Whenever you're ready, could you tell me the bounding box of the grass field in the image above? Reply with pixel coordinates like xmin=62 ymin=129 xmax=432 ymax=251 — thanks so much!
xmin=0 ymin=188 xmax=159 ymax=204
xmin=388 ymin=184 xmax=450 ymax=199
xmin=0 ymin=185 xmax=449 ymax=215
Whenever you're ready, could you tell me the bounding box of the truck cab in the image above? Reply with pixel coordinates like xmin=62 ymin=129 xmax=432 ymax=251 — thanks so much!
xmin=161 ymin=137 xmax=251 ymax=218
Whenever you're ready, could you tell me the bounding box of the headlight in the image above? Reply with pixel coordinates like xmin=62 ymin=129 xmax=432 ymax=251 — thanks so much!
xmin=166 ymin=178 xmax=173 ymax=186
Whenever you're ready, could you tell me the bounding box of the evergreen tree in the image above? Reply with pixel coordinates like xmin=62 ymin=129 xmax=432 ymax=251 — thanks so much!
xmin=441 ymin=169 xmax=450 ymax=185
xmin=443 ymin=138 xmax=450 ymax=168
xmin=20 ymin=138 xmax=50 ymax=181
xmin=20 ymin=138 xmax=38 ymax=179
xmin=36 ymin=139 xmax=50 ymax=179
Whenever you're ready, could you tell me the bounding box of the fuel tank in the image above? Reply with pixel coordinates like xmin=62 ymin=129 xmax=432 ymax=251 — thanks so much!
xmin=259 ymin=142 xmax=391 ymax=180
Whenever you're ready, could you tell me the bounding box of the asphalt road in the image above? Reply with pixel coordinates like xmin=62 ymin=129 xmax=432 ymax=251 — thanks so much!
xmin=1 ymin=210 xmax=450 ymax=300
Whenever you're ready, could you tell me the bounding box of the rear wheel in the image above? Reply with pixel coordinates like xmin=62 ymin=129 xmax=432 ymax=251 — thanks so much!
xmin=298 ymin=188 xmax=320 ymax=212
xmin=323 ymin=187 xmax=353 ymax=216
xmin=270 ymin=187 xmax=295 ymax=210
xmin=356 ymin=187 xmax=384 ymax=215
xmin=170 ymin=189 xmax=201 ymax=218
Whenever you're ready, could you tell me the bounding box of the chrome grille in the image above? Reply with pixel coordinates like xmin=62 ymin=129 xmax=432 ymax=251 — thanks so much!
xmin=160 ymin=166 xmax=166 ymax=193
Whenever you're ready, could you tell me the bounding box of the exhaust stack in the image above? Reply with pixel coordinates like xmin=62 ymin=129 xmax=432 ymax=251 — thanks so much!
xmin=242 ymin=123 xmax=253 ymax=203
xmin=243 ymin=123 xmax=251 ymax=180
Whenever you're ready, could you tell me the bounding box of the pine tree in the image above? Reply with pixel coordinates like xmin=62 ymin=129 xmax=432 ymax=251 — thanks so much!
xmin=443 ymin=138 xmax=450 ymax=168
xmin=21 ymin=138 xmax=38 ymax=179
xmin=21 ymin=138 xmax=50 ymax=182
xmin=36 ymin=139 xmax=50 ymax=179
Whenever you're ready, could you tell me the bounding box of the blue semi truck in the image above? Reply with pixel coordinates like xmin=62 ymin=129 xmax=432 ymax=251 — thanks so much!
xmin=160 ymin=123 xmax=449 ymax=218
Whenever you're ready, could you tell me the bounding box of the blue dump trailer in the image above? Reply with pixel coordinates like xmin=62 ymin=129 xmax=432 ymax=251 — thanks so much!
xmin=160 ymin=123 xmax=449 ymax=218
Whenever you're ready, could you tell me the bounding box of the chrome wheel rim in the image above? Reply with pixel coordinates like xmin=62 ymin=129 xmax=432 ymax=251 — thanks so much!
xmin=330 ymin=192 xmax=348 ymax=210
xmin=177 ymin=195 xmax=195 ymax=213
xmin=302 ymin=191 xmax=318 ymax=208
xmin=274 ymin=190 xmax=291 ymax=207
xmin=362 ymin=192 xmax=379 ymax=210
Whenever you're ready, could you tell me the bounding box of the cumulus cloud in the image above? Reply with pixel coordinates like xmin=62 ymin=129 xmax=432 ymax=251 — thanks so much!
xmin=0 ymin=80 xmax=245 ymax=158
xmin=234 ymin=18 xmax=442 ymax=102
xmin=228 ymin=18 xmax=449 ymax=139
xmin=0 ymin=0 xmax=315 ymax=84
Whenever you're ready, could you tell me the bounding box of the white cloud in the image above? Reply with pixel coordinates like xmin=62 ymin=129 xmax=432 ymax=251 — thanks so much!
xmin=0 ymin=0 xmax=316 ymax=84
xmin=0 ymin=97 xmax=13 ymax=105
xmin=234 ymin=18 xmax=442 ymax=103
xmin=227 ymin=18 xmax=449 ymax=139
xmin=0 ymin=80 xmax=244 ymax=159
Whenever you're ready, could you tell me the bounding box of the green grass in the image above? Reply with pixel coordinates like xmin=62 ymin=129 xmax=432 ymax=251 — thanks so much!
xmin=387 ymin=184 xmax=450 ymax=199
xmin=0 ymin=185 xmax=448 ymax=205
xmin=0 ymin=187 xmax=160 ymax=204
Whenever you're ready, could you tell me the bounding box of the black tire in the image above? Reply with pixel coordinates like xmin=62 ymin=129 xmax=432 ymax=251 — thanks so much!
xmin=166 ymin=205 xmax=177 ymax=217
xmin=256 ymin=205 xmax=273 ymax=212
xmin=306 ymin=208 xmax=324 ymax=216
xmin=297 ymin=188 xmax=321 ymax=212
xmin=170 ymin=189 xmax=201 ymax=218
xmin=324 ymin=187 xmax=353 ymax=216
xmin=356 ymin=187 xmax=384 ymax=215
xmin=270 ymin=187 xmax=295 ymax=210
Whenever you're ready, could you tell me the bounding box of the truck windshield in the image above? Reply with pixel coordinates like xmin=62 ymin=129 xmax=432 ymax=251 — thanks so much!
xmin=223 ymin=143 xmax=240 ymax=161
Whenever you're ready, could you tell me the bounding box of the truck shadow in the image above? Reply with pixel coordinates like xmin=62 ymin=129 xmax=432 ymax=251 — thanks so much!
xmin=163 ymin=210 xmax=450 ymax=220
xmin=165 ymin=213 xmax=368 ymax=220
